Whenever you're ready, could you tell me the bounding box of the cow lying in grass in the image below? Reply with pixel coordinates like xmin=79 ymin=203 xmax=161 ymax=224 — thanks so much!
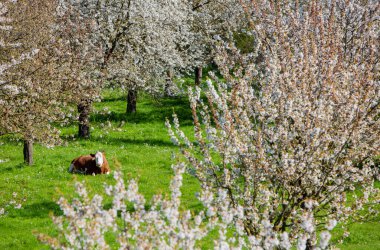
xmin=69 ymin=151 xmax=110 ymax=175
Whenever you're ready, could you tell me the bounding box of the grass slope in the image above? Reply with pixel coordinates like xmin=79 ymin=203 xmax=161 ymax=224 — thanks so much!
xmin=0 ymin=89 xmax=379 ymax=249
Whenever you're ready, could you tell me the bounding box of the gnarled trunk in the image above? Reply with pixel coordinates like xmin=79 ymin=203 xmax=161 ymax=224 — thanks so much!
xmin=78 ymin=99 xmax=92 ymax=138
xmin=23 ymin=139 xmax=33 ymax=165
xmin=194 ymin=66 xmax=202 ymax=85
xmin=126 ymin=89 xmax=137 ymax=114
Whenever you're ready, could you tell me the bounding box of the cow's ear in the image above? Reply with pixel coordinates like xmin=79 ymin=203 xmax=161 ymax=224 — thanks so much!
xmin=90 ymin=154 xmax=96 ymax=157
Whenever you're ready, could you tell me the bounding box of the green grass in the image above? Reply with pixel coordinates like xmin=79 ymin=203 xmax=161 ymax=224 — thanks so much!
xmin=0 ymin=89 xmax=379 ymax=249
xmin=332 ymin=222 xmax=380 ymax=250
xmin=0 ymin=90 xmax=200 ymax=249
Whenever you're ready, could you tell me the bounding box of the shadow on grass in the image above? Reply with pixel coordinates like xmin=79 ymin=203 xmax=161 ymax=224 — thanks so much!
xmin=91 ymin=97 xmax=193 ymax=126
xmin=15 ymin=201 xmax=62 ymax=218
xmin=101 ymin=95 xmax=126 ymax=103
xmin=57 ymin=96 xmax=193 ymax=131
xmin=0 ymin=163 xmax=29 ymax=174
xmin=91 ymin=137 xmax=176 ymax=148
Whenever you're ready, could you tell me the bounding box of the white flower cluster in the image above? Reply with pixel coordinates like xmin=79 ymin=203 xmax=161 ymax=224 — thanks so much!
xmin=0 ymin=1 xmax=38 ymax=83
xmin=39 ymin=163 xmax=333 ymax=249
xmin=167 ymin=0 xmax=380 ymax=247
xmin=59 ymin=0 xmax=249 ymax=97
xmin=58 ymin=0 xmax=195 ymax=96
xmin=0 ymin=0 xmax=77 ymax=145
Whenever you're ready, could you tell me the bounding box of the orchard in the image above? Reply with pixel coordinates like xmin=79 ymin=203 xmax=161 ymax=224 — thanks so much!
xmin=1 ymin=0 xmax=379 ymax=249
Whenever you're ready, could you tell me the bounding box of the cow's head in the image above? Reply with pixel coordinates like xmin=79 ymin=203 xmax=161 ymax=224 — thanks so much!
xmin=95 ymin=151 xmax=104 ymax=167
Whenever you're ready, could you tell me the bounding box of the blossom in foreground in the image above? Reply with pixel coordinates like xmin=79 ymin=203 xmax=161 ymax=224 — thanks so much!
xmin=38 ymin=164 xmax=334 ymax=249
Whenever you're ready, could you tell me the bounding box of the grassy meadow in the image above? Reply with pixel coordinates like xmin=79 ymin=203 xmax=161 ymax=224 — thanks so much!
xmin=0 ymin=89 xmax=379 ymax=249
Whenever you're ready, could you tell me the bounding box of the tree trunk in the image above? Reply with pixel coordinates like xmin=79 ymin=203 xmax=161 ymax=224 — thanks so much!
xmin=305 ymin=238 xmax=313 ymax=250
xmin=78 ymin=99 xmax=92 ymax=138
xmin=23 ymin=139 xmax=33 ymax=165
xmin=194 ymin=66 xmax=202 ymax=85
xmin=127 ymin=89 xmax=137 ymax=114
xmin=164 ymin=68 xmax=174 ymax=96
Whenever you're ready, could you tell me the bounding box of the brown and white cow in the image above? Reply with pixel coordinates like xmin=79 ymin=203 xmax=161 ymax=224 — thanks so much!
xmin=69 ymin=151 xmax=110 ymax=175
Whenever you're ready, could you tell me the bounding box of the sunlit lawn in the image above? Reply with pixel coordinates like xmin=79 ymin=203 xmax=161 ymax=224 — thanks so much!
xmin=0 ymin=89 xmax=379 ymax=249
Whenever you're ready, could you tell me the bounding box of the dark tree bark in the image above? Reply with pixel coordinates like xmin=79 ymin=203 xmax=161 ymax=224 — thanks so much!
xmin=78 ymin=99 xmax=92 ymax=138
xmin=194 ymin=66 xmax=202 ymax=85
xmin=305 ymin=239 xmax=314 ymax=250
xmin=23 ymin=139 xmax=33 ymax=165
xmin=127 ymin=89 xmax=137 ymax=114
